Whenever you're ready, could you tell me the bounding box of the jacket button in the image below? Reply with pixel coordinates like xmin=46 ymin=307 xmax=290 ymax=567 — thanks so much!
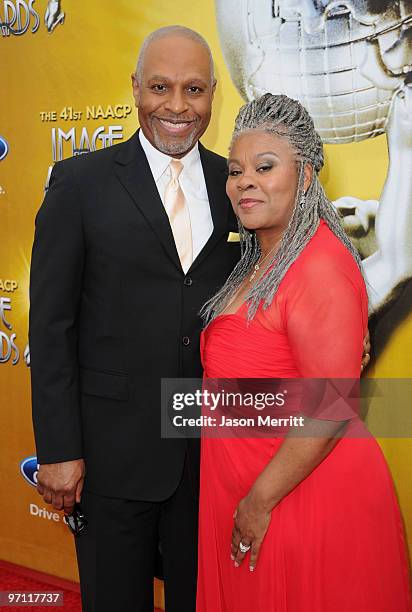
xmin=184 ymin=277 xmax=193 ymax=286
xmin=182 ymin=336 xmax=190 ymax=346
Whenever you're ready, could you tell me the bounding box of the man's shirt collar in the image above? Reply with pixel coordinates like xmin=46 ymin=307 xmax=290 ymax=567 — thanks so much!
xmin=139 ymin=129 xmax=200 ymax=182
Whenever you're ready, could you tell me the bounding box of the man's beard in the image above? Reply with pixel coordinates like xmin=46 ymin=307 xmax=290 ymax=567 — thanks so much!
xmin=151 ymin=122 xmax=199 ymax=156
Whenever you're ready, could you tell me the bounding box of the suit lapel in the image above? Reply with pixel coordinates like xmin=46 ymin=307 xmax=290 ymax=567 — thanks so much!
xmin=189 ymin=143 xmax=230 ymax=272
xmin=114 ymin=131 xmax=182 ymax=271
xmin=114 ymin=132 xmax=231 ymax=274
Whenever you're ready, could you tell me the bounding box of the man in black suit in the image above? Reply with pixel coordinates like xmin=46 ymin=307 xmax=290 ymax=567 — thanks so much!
xmin=30 ymin=26 xmax=240 ymax=612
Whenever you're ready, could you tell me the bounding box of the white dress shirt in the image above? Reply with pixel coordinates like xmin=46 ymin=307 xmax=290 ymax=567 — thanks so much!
xmin=139 ymin=130 xmax=214 ymax=272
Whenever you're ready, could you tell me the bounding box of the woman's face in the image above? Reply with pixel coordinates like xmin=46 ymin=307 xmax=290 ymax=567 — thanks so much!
xmin=226 ymin=130 xmax=311 ymax=233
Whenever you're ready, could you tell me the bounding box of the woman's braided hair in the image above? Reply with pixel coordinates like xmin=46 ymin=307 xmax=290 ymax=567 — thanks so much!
xmin=200 ymin=93 xmax=362 ymax=325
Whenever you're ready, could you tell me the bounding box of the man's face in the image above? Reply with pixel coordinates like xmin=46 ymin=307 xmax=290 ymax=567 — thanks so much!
xmin=132 ymin=35 xmax=216 ymax=158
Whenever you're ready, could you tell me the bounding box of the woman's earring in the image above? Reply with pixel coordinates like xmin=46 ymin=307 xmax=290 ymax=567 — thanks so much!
xmin=299 ymin=192 xmax=306 ymax=210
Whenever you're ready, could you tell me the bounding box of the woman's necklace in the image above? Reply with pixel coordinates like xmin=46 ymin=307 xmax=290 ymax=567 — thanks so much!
xmin=249 ymin=241 xmax=280 ymax=283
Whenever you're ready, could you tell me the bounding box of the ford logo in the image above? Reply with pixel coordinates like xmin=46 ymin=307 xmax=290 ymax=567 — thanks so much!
xmin=20 ymin=456 xmax=39 ymax=487
xmin=0 ymin=137 xmax=8 ymax=161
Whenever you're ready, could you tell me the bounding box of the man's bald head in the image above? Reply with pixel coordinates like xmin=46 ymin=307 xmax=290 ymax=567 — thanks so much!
xmin=131 ymin=26 xmax=216 ymax=157
xmin=135 ymin=25 xmax=215 ymax=85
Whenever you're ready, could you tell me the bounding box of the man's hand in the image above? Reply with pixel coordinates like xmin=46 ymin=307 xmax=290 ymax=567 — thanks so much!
xmin=361 ymin=330 xmax=371 ymax=373
xmin=36 ymin=459 xmax=85 ymax=515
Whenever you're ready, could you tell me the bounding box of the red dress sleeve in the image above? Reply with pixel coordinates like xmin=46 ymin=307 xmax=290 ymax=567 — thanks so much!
xmin=283 ymin=241 xmax=367 ymax=378
xmin=279 ymin=227 xmax=368 ymax=420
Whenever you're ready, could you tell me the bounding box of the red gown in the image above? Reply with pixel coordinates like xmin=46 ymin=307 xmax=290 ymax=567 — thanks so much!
xmin=197 ymin=220 xmax=412 ymax=612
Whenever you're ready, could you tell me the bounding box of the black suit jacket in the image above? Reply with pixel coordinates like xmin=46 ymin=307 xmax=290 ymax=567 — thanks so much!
xmin=29 ymin=130 xmax=240 ymax=501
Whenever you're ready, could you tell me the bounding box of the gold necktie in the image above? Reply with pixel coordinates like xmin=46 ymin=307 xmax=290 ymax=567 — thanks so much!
xmin=164 ymin=159 xmax=193 ymax=270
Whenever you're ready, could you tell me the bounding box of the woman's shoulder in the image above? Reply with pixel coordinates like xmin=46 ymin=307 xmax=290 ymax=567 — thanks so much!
xmin=302 ymin=220 xmax=359 ymax=268
xmin=283 ymin=219 xmax=365 ymax=290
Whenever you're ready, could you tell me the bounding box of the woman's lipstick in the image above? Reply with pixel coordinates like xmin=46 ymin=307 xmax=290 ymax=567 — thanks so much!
xmin=238 ymin=198 xmax=262 ymax=209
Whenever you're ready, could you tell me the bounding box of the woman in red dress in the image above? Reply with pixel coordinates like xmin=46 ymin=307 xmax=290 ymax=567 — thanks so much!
xmin=196 ymin=94 xmax=411 ymax=611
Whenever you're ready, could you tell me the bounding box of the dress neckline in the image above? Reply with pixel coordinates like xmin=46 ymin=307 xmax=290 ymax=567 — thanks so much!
xmin=214 ymin=300 xmax=247 ymax=321
xmin=205 ymin=220 xmax=327 ymax=330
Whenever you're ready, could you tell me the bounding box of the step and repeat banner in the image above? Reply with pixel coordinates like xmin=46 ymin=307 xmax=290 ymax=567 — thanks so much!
xmin=1 ymin=0 xmax=412 ymax=602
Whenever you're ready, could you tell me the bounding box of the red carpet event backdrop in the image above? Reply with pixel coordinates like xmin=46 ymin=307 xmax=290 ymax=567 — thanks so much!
xmin=1 ymin=0 xmax=412 ymax=604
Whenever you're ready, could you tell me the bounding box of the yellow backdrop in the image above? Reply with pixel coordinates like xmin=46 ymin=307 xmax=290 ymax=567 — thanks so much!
xmin=1 ymin=1 xmax=410 ymax=608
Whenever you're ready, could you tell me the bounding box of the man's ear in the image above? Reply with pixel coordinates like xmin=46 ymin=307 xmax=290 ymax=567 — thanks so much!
xmin=211 ymin=79 xmax=217 ymax=101
xmin=131 ymin=74 xmax=140 ymax=108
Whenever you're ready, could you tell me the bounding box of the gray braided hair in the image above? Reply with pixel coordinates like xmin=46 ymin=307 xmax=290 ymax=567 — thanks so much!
xmin=200 ymin=93 xmax=362 ymax=325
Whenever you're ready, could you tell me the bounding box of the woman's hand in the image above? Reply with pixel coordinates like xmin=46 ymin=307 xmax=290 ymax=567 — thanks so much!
xmin=231 ymin=490 xmax=272 ymax=572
